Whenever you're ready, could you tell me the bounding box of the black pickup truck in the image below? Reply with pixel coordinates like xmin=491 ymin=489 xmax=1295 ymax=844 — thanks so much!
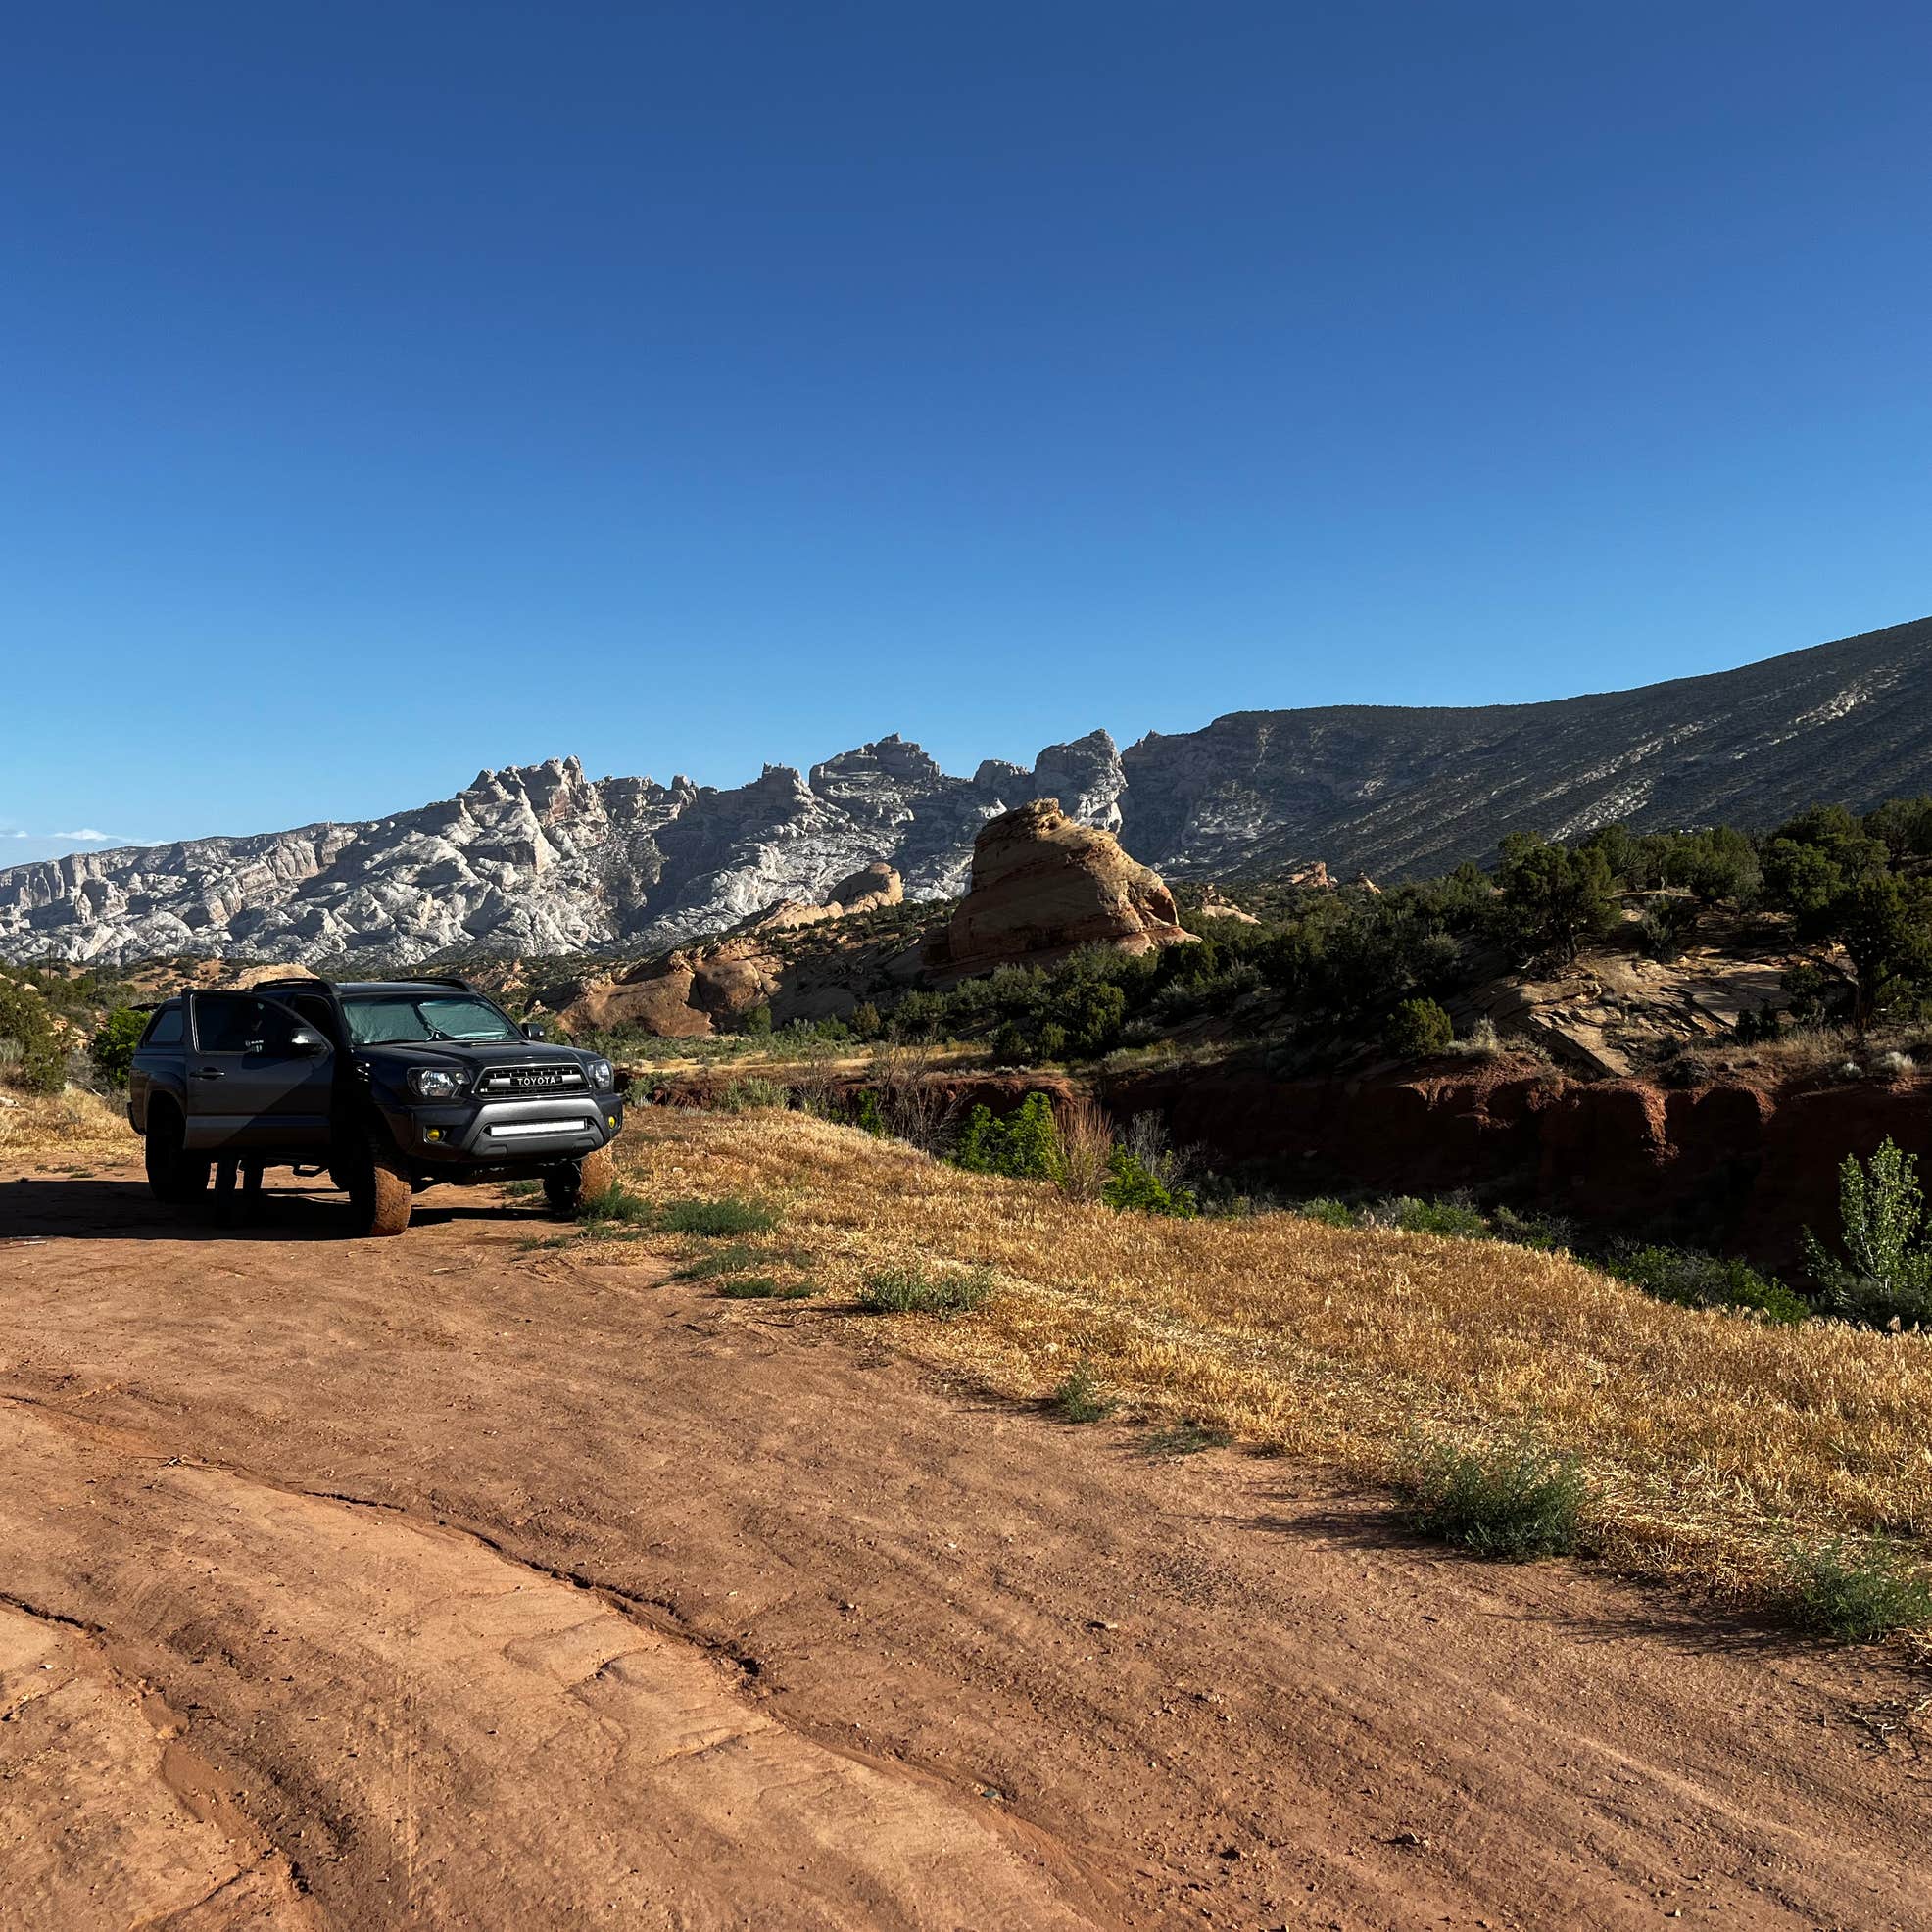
xmin=127 ymin=976 xmax=623 ymax=1235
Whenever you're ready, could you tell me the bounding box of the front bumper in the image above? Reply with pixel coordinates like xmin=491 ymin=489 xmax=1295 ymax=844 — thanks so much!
xmin=404 ymin=1093 xmax=624 ymax=1164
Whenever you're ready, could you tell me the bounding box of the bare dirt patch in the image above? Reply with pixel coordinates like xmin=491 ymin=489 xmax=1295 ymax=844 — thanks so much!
xmin=3 ymin=1153 xmax=1930 ymax=1929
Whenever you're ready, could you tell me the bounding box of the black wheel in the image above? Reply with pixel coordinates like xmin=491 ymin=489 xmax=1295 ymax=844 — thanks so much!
xmin=544 ymin=1146 xmax=615 ymax=1218
xmin=341 ymin=1127 xmax=412 ymax=1237
xmin=144 ymin=1104 xmax=210 ymax=1207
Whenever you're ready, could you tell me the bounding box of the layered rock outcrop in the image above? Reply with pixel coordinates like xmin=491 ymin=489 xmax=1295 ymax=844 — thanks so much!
xmin=933 ymin=799 xmax=1197 ymax=980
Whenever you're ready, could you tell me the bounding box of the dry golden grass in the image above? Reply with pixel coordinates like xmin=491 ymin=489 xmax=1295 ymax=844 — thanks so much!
xmin=614 ymin=1106 xmax=1932 ymax=1607
xmin=0 ymin=1085 xmax=139 ymax=1165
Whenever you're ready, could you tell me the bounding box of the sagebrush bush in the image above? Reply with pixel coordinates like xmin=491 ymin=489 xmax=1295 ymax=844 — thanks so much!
xmin=718 ymin=1075 xmax=790 ymax=1112
xmin=658 ymin=1194 xmax=780 ymax=1236
xmin=1781 ymin=1536 xmax=1932 ymax=1641
xmin=1607 ymin=1245 xmax=1811 ymax=1324
xmin=857 ymin=1263 xmax=993 ymax=1317
xmin=1049 ymin=1363 xmax=1114 ymax=1423
xmin=580 ymin=1182 xmax=654 ymax=1226
xmin=1404 ymin=1431 xmax=1589 ymax=1560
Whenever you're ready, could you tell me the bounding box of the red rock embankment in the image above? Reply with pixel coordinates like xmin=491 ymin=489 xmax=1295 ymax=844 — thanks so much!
xmin=1103 ymin=1060 xmax=1932 ymax=1270
xmin=632 ymin=1055 xmax=1931 ymax=1271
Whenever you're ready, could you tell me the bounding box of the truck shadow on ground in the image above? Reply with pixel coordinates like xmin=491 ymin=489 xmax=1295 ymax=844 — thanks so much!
xmin=0 ymin=1177 xmax=554 ymax=1242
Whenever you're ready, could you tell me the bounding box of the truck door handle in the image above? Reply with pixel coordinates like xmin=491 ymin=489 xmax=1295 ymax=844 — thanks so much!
xmin=192 ymin=1068 xmax=225 ymax=1080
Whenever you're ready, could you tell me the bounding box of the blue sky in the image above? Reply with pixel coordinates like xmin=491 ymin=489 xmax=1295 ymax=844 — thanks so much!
xmin=4 ymin=2 xmax=1930 ymax=864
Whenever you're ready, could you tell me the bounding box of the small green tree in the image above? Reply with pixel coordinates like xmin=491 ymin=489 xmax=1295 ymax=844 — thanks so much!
xmin=1821 ymin=877 xmax=1932 ymax=1034
xmin=89 ymin=1006 xmax=148 ymax=1088
xmin=1384 ymin=996 xmax=1453 ymax=1058
xmin=742 ymin=1004 xmax=774 ymax=1038
xmin=1804 ymin=1137 xmax=1932 ymax=1325
xmin=950 ymin=1094 xmax=1060 ymax=1180
xmin=1496 ymin=835 xmax=1620 ymax=965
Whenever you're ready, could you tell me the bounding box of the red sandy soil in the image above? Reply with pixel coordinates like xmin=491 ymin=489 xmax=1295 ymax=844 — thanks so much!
xmin=2 ymin=1158 xmax=1929 ymax=1931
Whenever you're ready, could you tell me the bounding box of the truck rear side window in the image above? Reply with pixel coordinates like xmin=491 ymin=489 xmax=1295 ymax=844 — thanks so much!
xmin=143 ymin=1006 xmax=183 ymax=1046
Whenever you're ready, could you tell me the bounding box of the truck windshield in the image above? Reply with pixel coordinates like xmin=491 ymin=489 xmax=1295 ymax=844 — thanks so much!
xmin=341 ymin=994 xmax=522 ymax=1045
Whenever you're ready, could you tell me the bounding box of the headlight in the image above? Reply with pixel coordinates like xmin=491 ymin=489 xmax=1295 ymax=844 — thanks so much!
xmin=586 ymin=1057 xmax=615 ymax=1092
xmin=408 ymin=1067 xmax=465 ymax=1101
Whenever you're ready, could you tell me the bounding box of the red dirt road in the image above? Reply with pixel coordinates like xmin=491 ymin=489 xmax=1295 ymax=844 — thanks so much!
xmin=3 ymin=1160 xmax=1929 ymax=1930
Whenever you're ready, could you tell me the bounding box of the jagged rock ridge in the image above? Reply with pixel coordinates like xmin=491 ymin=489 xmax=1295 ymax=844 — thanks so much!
xmin=4 ymin=615 xmax=1930 ymax=965
xmin=0 ymin=732 xmax=1127 ymax=966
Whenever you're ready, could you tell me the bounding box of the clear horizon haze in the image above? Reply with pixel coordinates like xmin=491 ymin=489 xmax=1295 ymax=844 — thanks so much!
xmin=5 ymin=2 xmax=1930 ymax=862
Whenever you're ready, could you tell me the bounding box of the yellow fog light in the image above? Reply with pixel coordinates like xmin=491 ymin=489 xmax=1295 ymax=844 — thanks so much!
xmin=607 ymin=1114 xmax=617 ymax=1128
xmin=424 ymin=1127 xmax=443 ymax=1141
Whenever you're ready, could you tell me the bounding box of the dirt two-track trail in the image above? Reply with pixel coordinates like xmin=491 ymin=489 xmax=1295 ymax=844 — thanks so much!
xmin=3 ymin=1161 xmax=1930 ymax=1931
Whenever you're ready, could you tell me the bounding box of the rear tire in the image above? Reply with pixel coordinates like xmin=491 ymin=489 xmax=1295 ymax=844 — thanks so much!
xmin=144 ymin=1105 xmax=210 ymax=1207
xmin=343 ymin=1128 xmax=412 ymax=1237
xmin=544 ymin=1146 xmax=616 ymax=1218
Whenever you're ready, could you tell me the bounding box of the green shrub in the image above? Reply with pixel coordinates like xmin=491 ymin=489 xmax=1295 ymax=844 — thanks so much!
xmin=0 ymin=976 xmax=66 ymax=1094
xmin=1381 ymin=1194 xmax=1489 ymax=1239
xmin=742 ymin=1004 xmax=774 ymax=1037
xmin=1606 ymin=1245 xmax=1811 ymax=1323
xmin=88 ymin=1006 xmax=148 ymax=1088
xmin=580 ymin=1182 xmax=655 ymax=1227
xmin=951 ymin=1093 xmax=1060 ymax=1180
xmin=1384 ymin=996 xmax=1454 ymax=1058
xmin=1296 ymin=1197 xmax=1359 ymax=1228
xmin=857 ymin=1263 xmax=993 ymax=1317
xmin=717 ymin=1277 xmax=815 ymax=1301
xmin=1101 ymin=1147 xmax=1198 ymax=1217
xmin=1803 ymin=1137 xmax=1932 ymax=1325
xmin=1781 ymin=1536 xmax=1932 ymax=1641
xmin=852 ymin=1088 xmax=888 ymax=1136
xmin=718 ymin=1075 xmax=790 ymax=1112
xmin=658 ymin=1194 xmax=780 ymax=1237
xmin=1404 ymin=1430 xmax=1589 ymax=1560
xmin=1049 ymin=1363 xmax=1114 ymax=1423
xmin=1488 ymin=1205 xmax=1572 ymax=1251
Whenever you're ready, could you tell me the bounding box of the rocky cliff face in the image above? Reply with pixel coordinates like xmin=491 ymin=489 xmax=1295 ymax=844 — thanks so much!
xmin=5 ymin=615 xmax=1930 ymax=966
xmin=0 ymin=736 xmax=1126 ymax=966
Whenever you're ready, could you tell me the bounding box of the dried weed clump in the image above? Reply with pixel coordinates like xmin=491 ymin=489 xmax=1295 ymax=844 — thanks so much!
xmin=614 ymin=1107 xmax=1932 ymax=1613
xmin=0 ymin=1087 xmax=137 ymax=1164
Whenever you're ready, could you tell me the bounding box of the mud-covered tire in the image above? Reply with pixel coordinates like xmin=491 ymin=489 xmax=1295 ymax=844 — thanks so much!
xmin=543 ymin=1145 xmax=616 ymax=1218
xmin=143 ymin=1104 xmax=210 ymax=1207
xmin=343 ymin=1129 xmax=412 ymax=1237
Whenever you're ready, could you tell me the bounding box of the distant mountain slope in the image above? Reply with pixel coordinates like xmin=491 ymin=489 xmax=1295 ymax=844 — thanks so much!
xmin=1119 ymin=614 xmax=1932 ymax=878
xmin=4 ymin=615 xmax=1929 ymax=966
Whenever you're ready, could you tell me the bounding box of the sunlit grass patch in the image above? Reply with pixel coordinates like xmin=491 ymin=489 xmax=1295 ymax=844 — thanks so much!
xmin=718 ymin=1277 xmax=816 ymax=1301
xmin=612 ymin=1108 xmax=1932 ymax=1618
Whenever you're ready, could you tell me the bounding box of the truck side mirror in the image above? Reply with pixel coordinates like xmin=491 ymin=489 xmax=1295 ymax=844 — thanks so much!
xmin=522 ymin=1022 xmax=547 ymax=1040
xmin=289 ymin=1029 xmax=327 ymax=1056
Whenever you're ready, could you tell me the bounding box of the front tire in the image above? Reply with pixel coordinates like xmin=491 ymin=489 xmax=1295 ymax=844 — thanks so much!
xmin=144 ymin=1105 xmax=210 ymax=1207
xmin=342 ymin=1128 xmax=412 ymax=1237
xmin=543 ymin=1146 xmax=615 ymax=1218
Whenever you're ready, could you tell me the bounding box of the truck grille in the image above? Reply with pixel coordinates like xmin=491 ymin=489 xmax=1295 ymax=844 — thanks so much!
xmin=476 ymin=1064 xmax=586 ymax=1095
